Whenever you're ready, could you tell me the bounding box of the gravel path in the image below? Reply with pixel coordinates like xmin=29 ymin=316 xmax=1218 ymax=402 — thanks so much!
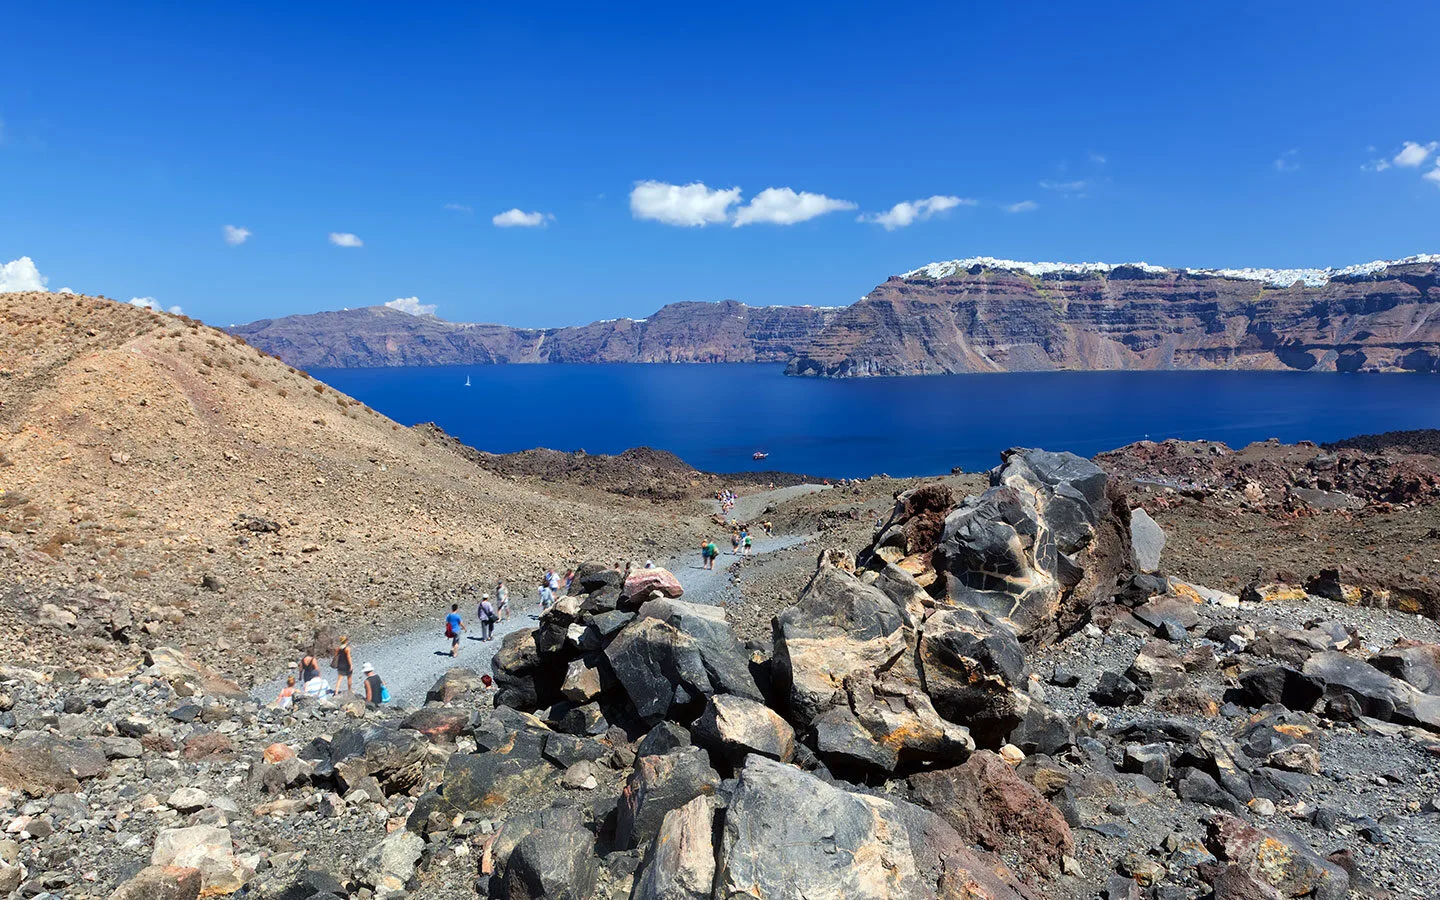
xmin=253 ymin=485 xmax=825 ymax=707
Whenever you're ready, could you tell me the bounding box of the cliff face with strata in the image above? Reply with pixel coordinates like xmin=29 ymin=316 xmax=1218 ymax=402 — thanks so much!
xmin=785 ymin=259 xmax=1440 ymax=376
xmin=230 ymin=300 xmax=837 ymax=369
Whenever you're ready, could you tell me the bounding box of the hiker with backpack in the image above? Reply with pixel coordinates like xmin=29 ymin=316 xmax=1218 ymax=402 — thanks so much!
xmin=362 ymin=663 xmax=388 ymax=706
xmin=445 ymin=603 xmax=465 ymax=656
xmin=478 ymin=593 xmax=498 ymax=641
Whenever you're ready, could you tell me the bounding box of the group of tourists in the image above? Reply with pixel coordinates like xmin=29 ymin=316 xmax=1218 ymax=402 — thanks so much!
xmin=717 ymin=489 xmax=738 ymax=514
xmin=274 ymin=636 xmax=387 ymax=708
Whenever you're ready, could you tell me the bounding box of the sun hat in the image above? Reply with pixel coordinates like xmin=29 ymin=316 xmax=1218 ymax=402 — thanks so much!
xmin=362 ymin=663 xmax=374 ymax=673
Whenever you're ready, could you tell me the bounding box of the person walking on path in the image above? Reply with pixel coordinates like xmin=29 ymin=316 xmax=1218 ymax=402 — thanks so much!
xmin=545 ymin=568 xmax=562 ymax=596
xmin=731 ymin=529 xmax=741 ymax=555
xmin=495 ymin=580 xmax=510 ymax=620
xmin=362 ymin=663 xmax=386 ymax=706
xmin=478 ymin=594 xmax=498 ymax=641
xmin=742 ymin=530 xmax=753 ymax=556
xmin=332 ymin=637 xmax=354 ymax=695
xmin=445 ymin=604 xmax=465 ymax=656
xmin=539 ymin=580 xmax=554 ymax=611
xmin=563 ymin=568 xmax=576 ymax=593
xmin=700 ymin=541 xmax=712 ymax=570
xmin=706 ymin=540 xmax=719 ymax=569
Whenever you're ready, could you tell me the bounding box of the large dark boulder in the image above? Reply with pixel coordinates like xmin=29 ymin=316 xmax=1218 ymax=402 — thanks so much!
xmin=1205 ymin=813 xmax=1349 ymax=900
xmin=935 ymin=449 xmax=1129 ymax=644
xmin=615 ymin=747 xmax=721 ymax=851
xmin=1302 ymin=650 xmax=1440 ymax=730
xmin=603 ymin=618 xmax=714 ymax=725
xmin=1371 ymin=641 xmax=1440 ymax=695
xmin=773 ymin=556 xmax=972 ymax=772
xmin=492 ymin=628 xmax=543 ymax=710
xmin=635 ymin=598 xmax=762 ymax=702
xmin=504 ymin=816 xmax=598 ymax=900
xmin=917 ymin=606 xmax=1027 ymax=743
xmin=690 ymin=694 xmax=795 ymax=765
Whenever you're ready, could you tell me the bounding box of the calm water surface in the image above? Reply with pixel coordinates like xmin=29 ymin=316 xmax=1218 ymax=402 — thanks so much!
xmin=311 ymin=364 xmax=1440 ymax=479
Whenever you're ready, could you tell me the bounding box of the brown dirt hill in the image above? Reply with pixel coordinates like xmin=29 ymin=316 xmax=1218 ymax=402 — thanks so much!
xmin=0 ymin=292 xmax=710 ymax=682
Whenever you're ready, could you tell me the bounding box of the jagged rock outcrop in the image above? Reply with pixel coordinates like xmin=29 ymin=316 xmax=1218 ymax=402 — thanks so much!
xmin=787 ymin=256 xmax=1440 ymax=376
xmin=230 ymin=300 xmax=836 ymax=369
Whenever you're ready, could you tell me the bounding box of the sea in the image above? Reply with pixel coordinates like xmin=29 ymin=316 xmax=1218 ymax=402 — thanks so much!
xmin=310 ymin=364 xmax=1440 ymax=479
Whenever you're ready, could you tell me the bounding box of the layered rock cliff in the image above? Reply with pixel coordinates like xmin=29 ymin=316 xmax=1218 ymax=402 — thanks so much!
xmin=785 ymin=255 xmax=1440 ymax=376
xmin=230 ymin=300 xmax=836 ymax=369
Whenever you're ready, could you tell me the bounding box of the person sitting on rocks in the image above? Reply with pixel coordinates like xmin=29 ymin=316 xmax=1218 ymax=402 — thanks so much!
xmin=362 ymin=663 xmax=386 ymax=705
xmin=298 ymin=655 xmax=320 ymax=684
xmin=275 ymin=676 xmax=297 ymax=709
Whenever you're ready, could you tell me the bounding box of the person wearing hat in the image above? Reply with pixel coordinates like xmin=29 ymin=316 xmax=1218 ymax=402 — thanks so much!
xmin=478 ymin=593 xmax=498 ymax=642
xmin=362 ymin=663 xmax=386 ymax=705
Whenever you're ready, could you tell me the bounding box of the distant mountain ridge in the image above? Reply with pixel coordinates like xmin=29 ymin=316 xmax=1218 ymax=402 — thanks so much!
xmin=229 ymin=300 xmax=837 ymax=369
xmin=786 ymin=255 xmax=1440 ymax=376
xmin=232 ymin=254 xmax=1440 ymax=375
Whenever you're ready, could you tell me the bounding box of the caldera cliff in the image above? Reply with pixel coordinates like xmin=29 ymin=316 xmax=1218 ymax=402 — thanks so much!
xmin=785 ymin=255 xmax=1440 ymax=376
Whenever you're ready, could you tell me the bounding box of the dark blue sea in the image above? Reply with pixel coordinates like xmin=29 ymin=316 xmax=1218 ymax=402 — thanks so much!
xmin=310 ymin=364 xmax=1440 ymax=479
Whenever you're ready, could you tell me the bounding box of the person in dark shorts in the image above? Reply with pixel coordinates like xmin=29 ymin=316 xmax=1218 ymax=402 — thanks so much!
xmin=445 ymin=604 xmax=465 ymax=656
xmin=332 ymin=636 xmax=354 ymax=695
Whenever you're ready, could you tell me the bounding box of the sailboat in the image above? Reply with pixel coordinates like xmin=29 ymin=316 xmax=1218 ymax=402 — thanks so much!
xmin=464 ymin=375 xmax=471 ymax=387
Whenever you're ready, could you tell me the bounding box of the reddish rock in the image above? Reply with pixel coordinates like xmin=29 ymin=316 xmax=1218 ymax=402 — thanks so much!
xmin=402 ymin=708 xmax=473 ymax=740
xmin=908 ymin=750 xmax=1074 ymax=875
xmin=181 ymin=733 xmax=234 ymax=760
xmin=1205 ymin=814 xmax=1348 ymax=900
xmin=624 ymin=567 xmax=684 ymax=601
xmin=108 ymin=865 xmax=202 ymax=900
xmin=262 ymin=743 xmax=295 ymax=764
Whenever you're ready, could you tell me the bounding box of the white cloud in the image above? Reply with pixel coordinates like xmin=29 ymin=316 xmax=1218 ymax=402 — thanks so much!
xmin=1394 ymin=141 xmax=1437 ymax=168
xmin=385 ymin=296 xmax=437 ymax=316
xmin=0 ymin=256 xmax=47 ymax=292
xmin=443 ymin=202 xmax=473 ymax=213
xmin=1273 ymin=149 xmax=1300 ymax=172
xmin=733 ymin=187 xmax=855 ymax=227
xmin=328 ymin=232 xmax=363 ymax=248
xmin=1004 ymin=200 xmax=1038 ymax=213
xmin=492 ymin=208 xmax=554 ymax=228
xmin=860 ymin=195 xmax=974 ymax=230
xmin=629 ymin=180 xmax=742 ymax=226
xmin=1039 ymin=179 xmax=1090 ymax=195
xmin=129 ymin=297 xmax=183 ymax=315
xmin=58 ymin=287 xmax=74 ymax=294
xmin=1089 ymin=152 xmax=1107 ymax=165
xmin=1362 ymin=157 xmax=1392 ymax=173
xmin=1424 ymin=166 xmax=1440 ymax=188
xmin=222 ymin=224 xmax=251 ymax=246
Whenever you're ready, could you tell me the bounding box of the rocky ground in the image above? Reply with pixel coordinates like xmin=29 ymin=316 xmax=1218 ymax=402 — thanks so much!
xmin=7 ymin=291 xmax=1440 ymax=900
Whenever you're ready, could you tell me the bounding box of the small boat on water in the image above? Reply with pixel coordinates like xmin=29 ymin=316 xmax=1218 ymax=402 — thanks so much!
xmin=464 ymin=375 xmax=471 ymax=387
xmin=752 ymin=451 xmax=769 ymax=460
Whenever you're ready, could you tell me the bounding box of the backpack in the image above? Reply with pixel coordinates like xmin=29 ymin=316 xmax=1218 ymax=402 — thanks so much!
xmin=380 ymin=684 xmax=390 ymax=703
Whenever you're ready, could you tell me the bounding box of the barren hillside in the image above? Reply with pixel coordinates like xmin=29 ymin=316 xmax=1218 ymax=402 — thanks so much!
xmin=0 ymin=292 xmax=708 ymax=681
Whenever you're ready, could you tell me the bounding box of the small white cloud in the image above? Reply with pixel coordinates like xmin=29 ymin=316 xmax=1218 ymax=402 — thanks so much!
xmin=129 ymin=297 xmax=183 ymax=315
xmin=630 ymin=180 xmax=742 ymax=227
xmin=1089 ymin=152 xmax=1107 ymax=165
xmin=492 ymin=208 xmax=554 ymax=228
xmin=443 ymin=202 xmax=473 ymax=213
xmin=733 ymin=187 xmax=856 ymax=227
xmin=58 ymin=287 xmax=74 ymax=294
xmin=1039 ymin=179 xmax=1090 ymax=195
xmin=1273 ymin=149 xmax=1300 ymax=172
xmin=1424 ymin=166 xmax=1440 ymax=188
xmin=0 ymin=256 xmax=47 ymax=292
xmin=860 ymin=195 xmax=974 ymax=230
xmin=1394 ymin=141 xmax=1438 ymax=168
xmin=1362 ymin=157 xmax=1392 ymax=173
xmin=328 ymin=232 xmax=363 ymax=248
xmin=222 ymin=224 xmax=251 ymax=246
xmin=1004 ymin=200 xmax=1038 ymax=213
xmin=384 ymin=296 xmax=437 ymax=316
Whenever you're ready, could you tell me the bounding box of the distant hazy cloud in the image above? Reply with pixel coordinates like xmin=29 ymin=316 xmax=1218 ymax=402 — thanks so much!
xmin=630 ymin=180 xmax=741 ymax=226
xmin=1394 ymin=141 xmax=1437 ymax=168
xmin=1362 ymin=157 xmax=1392 ymax=172
xmin=732 ymin=187 xmax=855 ymax=227
xmin=1089 ymin=152 xmax=1107 ymax=164
xmin=1273 ymin=149 xmax=1300 ymax=173
xmin=1039 ymin=179 xmax=1090 ymax=196
xmin=860 ymin=195 xmax=974 ymax=230
xmin=443 ymin=202 xmax=473 ymax=213
xmin=0 ymin=256 xmax=47 ymax=292
xmin=130 ymin=297 xmax=183 ymax=315
xmin=385 ymin=296 xmax=437 ymax=316
xmin=492 ymin=208 xmax=554 ymax=228
xmin=328 ymin=232 xmax=363 ymax=248
xmin=1004 ymin=200 xmax=1038 ymax=213
xmin=223 ymin=224 xmax=251 ymax=245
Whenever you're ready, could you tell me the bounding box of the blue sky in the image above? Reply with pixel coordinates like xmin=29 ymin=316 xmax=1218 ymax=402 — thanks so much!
xmin=2 ymin=1 xmax=1438 ymax=327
